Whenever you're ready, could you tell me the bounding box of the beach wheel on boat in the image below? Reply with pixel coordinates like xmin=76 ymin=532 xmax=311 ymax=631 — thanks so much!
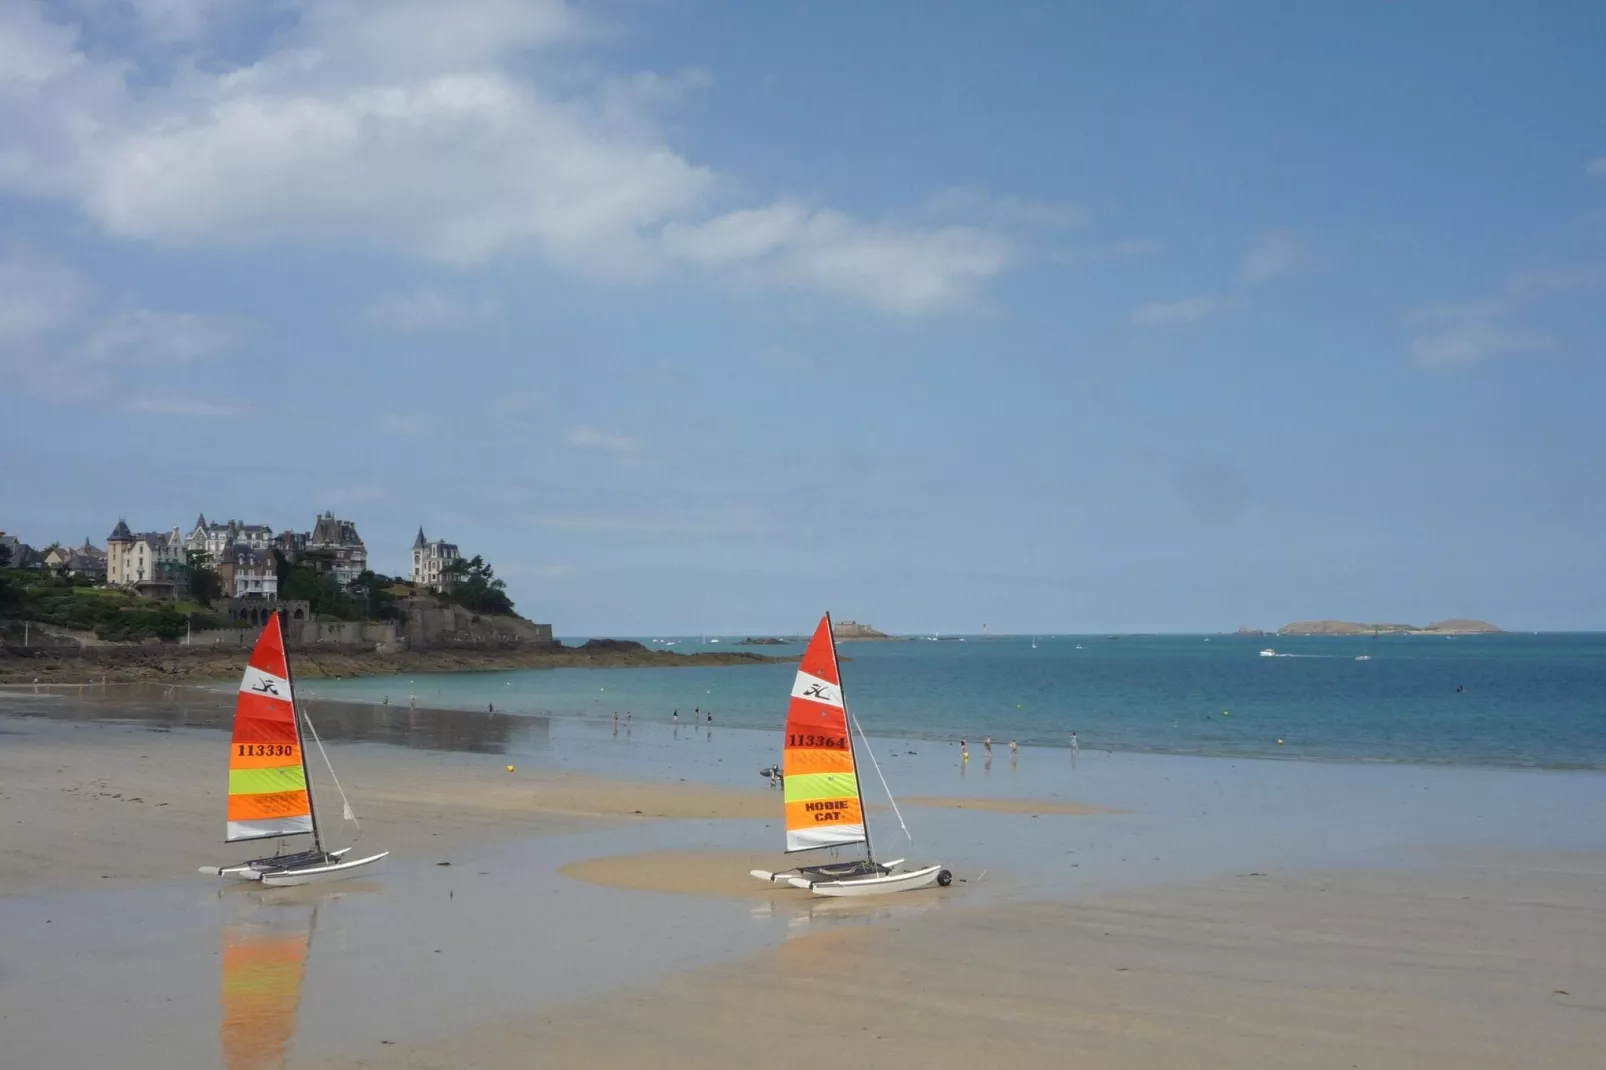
xmin=937 ymin=869 xmax=953 ymax=887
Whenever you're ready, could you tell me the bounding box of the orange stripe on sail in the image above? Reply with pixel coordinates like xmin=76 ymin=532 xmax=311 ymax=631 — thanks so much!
xmin=784 ymin=747 xmax=856 ymax=776
xmin=785 ymin=798 xmax=863 ymax=830
xmin=227 ymin=790 xmax=310 ymax=822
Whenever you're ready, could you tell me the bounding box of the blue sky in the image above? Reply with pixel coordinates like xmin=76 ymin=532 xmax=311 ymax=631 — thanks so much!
xmin=2 ymin=0 xmax=1603 ymax=634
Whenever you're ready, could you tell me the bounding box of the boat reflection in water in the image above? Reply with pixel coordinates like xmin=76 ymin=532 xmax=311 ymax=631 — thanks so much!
xmin=220 ymin=903 xmax=314 ymax=1070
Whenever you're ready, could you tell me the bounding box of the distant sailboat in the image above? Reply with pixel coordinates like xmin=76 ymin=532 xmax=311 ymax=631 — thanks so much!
xmin=751 ymin=614 xmax=950 ymax=896
xmin=199 ymin=614 xmax=387 ymax=886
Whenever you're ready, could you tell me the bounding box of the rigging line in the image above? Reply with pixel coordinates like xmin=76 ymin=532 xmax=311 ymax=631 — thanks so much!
xmin=851 ymin=711 xmax=913 ymax=846
xmin=299 ymin=704 xmax=362 ymax=842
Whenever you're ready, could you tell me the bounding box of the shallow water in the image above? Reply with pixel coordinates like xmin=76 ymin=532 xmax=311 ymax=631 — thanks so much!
xmin=299 ymin=631 xmax=1606 ymax=768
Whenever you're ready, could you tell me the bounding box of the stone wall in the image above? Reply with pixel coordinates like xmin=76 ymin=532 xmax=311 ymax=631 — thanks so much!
xmin=289 ymin=620 xmax=401 ymax=646
xmin=402 ymin=599 xmax=553 ymax=647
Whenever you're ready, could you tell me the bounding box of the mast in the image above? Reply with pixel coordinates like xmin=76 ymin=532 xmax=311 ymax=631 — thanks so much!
xmin=825 ymin=611 xmax=875 ymax=867
xmin=279 ymin=611 xmax=323 ymax=857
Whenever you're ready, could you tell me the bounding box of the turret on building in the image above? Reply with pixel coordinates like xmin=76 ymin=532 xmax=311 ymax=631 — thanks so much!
xmin=411 ymin=527 xmax=460 ymax=591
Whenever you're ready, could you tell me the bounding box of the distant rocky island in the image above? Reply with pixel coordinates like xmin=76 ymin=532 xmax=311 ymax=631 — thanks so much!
xmin=736 ymin=636 xmax=790 ymax=646
xmin=832 ymin=620 xmax=903 ymax=641
xmin=1270 ymin=619 xmax=1502 ymax=636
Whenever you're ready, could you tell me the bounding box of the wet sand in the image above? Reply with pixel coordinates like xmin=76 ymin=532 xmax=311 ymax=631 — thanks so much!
xmin=313 ymin=850 xmax=1606 ymax=1070
xmin=0 ymin=713 xmax=771 ymax=898
xmin=561 ymin=850 xmax=810 ymax=899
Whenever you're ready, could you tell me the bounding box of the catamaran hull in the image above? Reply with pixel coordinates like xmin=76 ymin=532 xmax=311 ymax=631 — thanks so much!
xmin=200 ymin=847 xmax=353 ymax=881
xmin=259 ymin=851 xmax=389 ymax=886
xmin=750 ymin=858 xmax=905 ymax=884
xmin=788 ymin=864 xmax=949 ymax=897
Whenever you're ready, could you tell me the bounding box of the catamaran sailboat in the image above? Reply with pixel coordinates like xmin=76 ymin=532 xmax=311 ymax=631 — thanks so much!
xmin=199 ymin=614 xmax=387 ymax=886
xmin=751 ymin=614 xmax=950 ymax=897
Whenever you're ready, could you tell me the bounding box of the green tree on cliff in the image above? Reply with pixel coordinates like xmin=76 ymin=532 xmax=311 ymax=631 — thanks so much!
xmin=441 ymin=555 xmax=514 ymax=615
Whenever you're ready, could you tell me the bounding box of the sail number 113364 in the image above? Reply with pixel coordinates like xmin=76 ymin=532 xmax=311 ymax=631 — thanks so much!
xmin=788 ymin=734 xmax=847 ymax=749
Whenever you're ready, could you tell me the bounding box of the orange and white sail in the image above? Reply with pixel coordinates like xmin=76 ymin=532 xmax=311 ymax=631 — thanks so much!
xmin=226 ymin=615 xmax=314 ymax=842
xmin=782 ymin=615 xmax=866 ymax=852
xmin=219 ymin=910 xmax=313 ymax=1070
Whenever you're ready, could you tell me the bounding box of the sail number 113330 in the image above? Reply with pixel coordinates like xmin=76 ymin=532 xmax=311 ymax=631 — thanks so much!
xmin=788 ymin=734 xmax=847 ymax=749
xmin=236 ymin=743 xmax=295 ymax=757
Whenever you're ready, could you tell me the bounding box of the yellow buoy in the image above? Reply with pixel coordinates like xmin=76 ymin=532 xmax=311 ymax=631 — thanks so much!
xmin=1277 ymin=739 xmax=1284 ymax=746
xmin=506 ymin=764 xmax=515 ymax=772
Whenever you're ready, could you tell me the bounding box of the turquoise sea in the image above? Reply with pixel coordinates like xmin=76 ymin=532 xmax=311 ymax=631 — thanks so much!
xmin=304 ymin=631 xmax=1606 ymax=769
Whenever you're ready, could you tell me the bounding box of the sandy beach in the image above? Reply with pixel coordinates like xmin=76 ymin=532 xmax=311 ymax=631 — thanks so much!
xmin=310 ymin=853 xmax=1606 ymax=1070
xmin=3 ymin=690 xmax=1604 ymax=1069
xmin=0 ymin=698 xmax=773 ymax=898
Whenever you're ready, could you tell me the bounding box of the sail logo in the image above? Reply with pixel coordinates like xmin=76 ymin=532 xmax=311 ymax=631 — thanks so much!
xmin=804 ymin=800 xmax=849 ymax=822
xmin=240 ymin=668 xmax=291 ymax=700
xmin=790 ymin=670 xmax=843 ymax=708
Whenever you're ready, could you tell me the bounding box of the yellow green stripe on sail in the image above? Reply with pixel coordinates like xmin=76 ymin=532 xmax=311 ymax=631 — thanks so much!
xmin=784 ymin=771 xmax=860 ymax=804
xmin=228 ymin=765 xmax=307 ymax=796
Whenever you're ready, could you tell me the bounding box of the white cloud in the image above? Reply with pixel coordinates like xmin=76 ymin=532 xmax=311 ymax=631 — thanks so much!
xmin=1405 ymin=265 xmax=1598 ymax=368
xmin=79 ymin=309 xmax=239 ymax=363
xmin=1410 ymin=323 xmax=1552 ymax=367
xmin=0 ymin=0 xmax=1017 ymax=315
xmin=123 ymin=395 xmax=237 ymax=417
xmin=0 ymin=247 xmax=234 ymax=401
xmin=663 ymin=202 xmax=1008 ymax=314
xmin=1240 ymin=229 xmax=1310 ymax=284
xmin=1588 ymin=157 xmax=1606 ymax=178
xmin=1130 ymin=297 xmax=1215 ymax=325
xmin=564 ymin=426 xmax=639 ymax=458
xmin=364 ymin=288 xmax=499 ymax=331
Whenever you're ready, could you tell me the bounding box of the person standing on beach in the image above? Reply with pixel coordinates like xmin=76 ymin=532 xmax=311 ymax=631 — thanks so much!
xmin=706 ymin=710 xmax=713 ymax=725
xmin=1070 ymin=732 xmax=1079 ymax=756
xmin=673 ymin=709 xmax=679 ymax=725
xmin=1009 ymin=739 xmax=1018 ymax=757
xmin=984 ymin=736 xmax=992 ymax=756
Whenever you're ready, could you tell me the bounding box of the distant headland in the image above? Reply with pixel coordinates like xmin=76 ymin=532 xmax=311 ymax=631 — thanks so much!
xmin=832 ymin=620 xmax=904 ymax=641
xmin=1234 ymin=619 xmax=1502 ymax=637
